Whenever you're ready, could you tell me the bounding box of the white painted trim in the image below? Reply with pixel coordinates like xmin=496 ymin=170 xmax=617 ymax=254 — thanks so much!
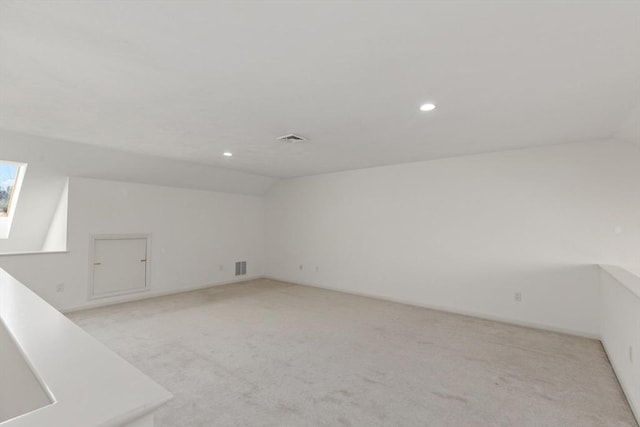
xmin=602 ymin=340 xmax=640 ymax=425
xmin=0 ymin=251 xmax=68 ymax=257
xmin=87 ymin=234 xmax=151 ymax=300
xmin=62 ymin=275 xmax=264 ymax=313
xmin=263 ymin=275 xmax=601 ymax=340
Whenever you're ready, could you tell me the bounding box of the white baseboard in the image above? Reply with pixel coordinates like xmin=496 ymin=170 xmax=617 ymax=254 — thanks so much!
xmin=263 ymin=275 xmax=601 ymax=340
xmin=67 ymin=274 xmax=601 ymax=339
xmin=61 ymin=275 xmax=263 ymax=313
xmin=601 ymin=340 xmax=640 ymax=426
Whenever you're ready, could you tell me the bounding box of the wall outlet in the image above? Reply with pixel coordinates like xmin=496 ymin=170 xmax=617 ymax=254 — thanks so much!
xmin=299 ymin=264 xmax=303 ymax=270
xmin=514 ymin=291 xmax=522 ymax=302
xmin=56 ymin=283 xmax=64 ymax=293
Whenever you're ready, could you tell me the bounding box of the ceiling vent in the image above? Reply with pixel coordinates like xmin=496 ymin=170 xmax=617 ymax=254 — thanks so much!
xmin=277 ymin=134 xmax=309 ymax=143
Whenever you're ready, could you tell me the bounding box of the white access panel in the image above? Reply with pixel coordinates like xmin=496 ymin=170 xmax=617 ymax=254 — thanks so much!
xmin=90 ymin=235 xmax=150 ymax=298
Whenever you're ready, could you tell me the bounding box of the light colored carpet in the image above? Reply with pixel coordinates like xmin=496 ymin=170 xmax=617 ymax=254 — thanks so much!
xmin=68 ymin=279 xmax=637 ymax=427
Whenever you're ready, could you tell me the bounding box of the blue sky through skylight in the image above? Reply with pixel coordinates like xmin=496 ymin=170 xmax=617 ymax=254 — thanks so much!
xmin=0 ymin=163 xmax=19 ymax=214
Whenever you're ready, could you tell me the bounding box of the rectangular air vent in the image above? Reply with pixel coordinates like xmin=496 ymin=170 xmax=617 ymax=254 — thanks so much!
xmin=235 ymin=261 xmax=247 ymax=276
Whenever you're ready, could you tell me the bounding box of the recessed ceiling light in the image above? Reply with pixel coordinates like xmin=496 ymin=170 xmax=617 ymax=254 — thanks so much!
xmin=420 ymin=103 xmax=436 ymax=112
xmin=223 ymin=152 xmax=233 ymax=157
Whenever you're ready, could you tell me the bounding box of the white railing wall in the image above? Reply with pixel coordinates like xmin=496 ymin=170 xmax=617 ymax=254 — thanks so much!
xmin=600 ymin=265 xmax=640 ymax=423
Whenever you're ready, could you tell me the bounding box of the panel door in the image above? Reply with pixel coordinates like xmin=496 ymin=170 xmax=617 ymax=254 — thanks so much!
xmin=92 ymin=238 xmax=147 ymax=297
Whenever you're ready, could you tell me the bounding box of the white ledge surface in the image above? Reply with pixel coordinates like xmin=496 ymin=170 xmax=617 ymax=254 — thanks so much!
xmin=0 ymin=268 xmax=172 ymax=427
xmin=0 ymin=250 xmax=68 ymax=257
xmin=599 ymin=265 xmax=640 ymax=299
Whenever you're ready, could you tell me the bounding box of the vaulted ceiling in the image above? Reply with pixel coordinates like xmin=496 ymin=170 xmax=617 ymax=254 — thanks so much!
xmin=1 ymin=1 xmax=639 ymax=178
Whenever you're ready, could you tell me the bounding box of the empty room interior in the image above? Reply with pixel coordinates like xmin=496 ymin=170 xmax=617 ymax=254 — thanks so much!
xmin=1 ymin=1 xmax=640 ymax=426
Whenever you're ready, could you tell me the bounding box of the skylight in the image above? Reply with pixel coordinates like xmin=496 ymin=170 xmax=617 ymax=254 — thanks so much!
xmin=0 ymin=161 xmax=27 ymax=240
xmin=0 ymin=162 xmax=20 ymax=216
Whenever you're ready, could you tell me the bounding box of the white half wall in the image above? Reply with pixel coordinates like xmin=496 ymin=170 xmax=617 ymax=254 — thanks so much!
xmin=0 ymin=177 xmax=265 ymax=311
xmin=0 ymin=319 xmax=51 ymax=423
xmin=265 ymin=139 xmax=640 ymax=337
xmin=616 ymin=103 xmax=640 ymax=148
xmin=600 ymin=266 xmax=640 ymax=422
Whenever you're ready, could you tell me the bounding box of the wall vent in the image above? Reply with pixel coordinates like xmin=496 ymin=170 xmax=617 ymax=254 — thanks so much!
xmin=235 ymin=261 xmax=247 ymax=276
xmin=277 ymin=134 xmax=309 ymax=143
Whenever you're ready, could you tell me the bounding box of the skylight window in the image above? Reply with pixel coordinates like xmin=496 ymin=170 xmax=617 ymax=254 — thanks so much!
xmin=0 ymin=162 xmax=20 ymax=216
xmin=0 ymin=161 xmax=27 ymax=239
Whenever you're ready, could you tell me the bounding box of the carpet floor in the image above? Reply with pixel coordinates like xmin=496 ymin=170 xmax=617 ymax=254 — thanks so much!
xmin=68 ymin=279 xmax=637 ymax=427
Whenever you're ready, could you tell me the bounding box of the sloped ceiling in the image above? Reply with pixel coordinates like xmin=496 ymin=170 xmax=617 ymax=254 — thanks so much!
xmin=0 ymin=130 xmax=276 ymax=195
xmin=1 ymin=1 xmax=639 ymax=178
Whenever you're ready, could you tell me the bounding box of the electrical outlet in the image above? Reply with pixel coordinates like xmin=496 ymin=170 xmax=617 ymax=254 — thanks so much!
xmin=56 ymin=283 xmax=64 ymax=293
xmin=514 ymin=291 xmax=522 ymax=302
xmin=299 ymin=264 xmax=303 ymax=270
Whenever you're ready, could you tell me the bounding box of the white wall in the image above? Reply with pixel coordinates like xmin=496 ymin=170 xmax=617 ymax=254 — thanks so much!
xmin=1 ymin=137 xmax=638 ymax=338
xmin=265 ymin=140 xmax=640 ymax=337
xmin=600 ymin=266 xmax=640 ymax=422
xmin=41 ymin=179 xmax=69 ymax=252
xmin=0 ymin=126 xmax=277 ymax=254
xmin=0 ymin=177 xmax=265 ymax=311
xmin=616 ymin=103 xmax=640 ymax=148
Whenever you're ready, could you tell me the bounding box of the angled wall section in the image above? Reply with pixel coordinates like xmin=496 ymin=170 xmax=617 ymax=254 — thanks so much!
xmin=41 ymin=179 xmax=69 ymax=252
